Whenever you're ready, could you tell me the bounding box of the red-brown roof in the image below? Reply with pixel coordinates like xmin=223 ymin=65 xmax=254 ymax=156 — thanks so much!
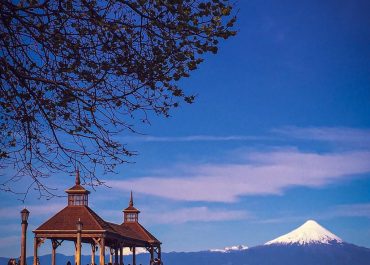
xmin=65 ymin=184 xmax=90 ymax=194
xmin=34 ymin=205 xmax=160 ymax=245
xmin=35 ymin=205 xmax=112 ymax=232
xmin=121 ymin=222 xmax=160 ymax=244
xmin=35 ymin=177 xmax=160 ymax=246
xmin=123 ymin=205 xmax=140 ymax=213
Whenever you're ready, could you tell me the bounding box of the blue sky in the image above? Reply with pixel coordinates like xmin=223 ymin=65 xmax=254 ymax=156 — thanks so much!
xmin=1 ymin=0 xmax=370 ymax=258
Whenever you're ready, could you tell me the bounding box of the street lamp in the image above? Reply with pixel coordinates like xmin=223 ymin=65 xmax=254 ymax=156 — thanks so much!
xmin=21 ymin=208 xmax=30 ymax=224
xmin=20 ymin=208 xmax=30 ymax=265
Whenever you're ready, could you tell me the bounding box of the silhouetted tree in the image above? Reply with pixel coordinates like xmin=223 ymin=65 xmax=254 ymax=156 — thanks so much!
xmin=0 ymin=0 xmax=236 ymax=199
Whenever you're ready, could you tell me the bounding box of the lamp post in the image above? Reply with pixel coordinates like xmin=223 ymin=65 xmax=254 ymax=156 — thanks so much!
xmin=20 ymin=208 xmax=30 ymax=265
xmin=76 ymin=219 xmax=83 ymax=265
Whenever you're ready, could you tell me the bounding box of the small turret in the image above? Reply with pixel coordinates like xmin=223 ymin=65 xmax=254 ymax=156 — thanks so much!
xmin=123 ymin=191 xmax=140 ymax=223
xmin=65 ymin=169 xmax=90 ymax=206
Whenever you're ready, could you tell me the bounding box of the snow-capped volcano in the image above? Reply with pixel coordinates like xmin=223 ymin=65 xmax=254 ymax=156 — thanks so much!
xmin=265 ymin=220 xmax=343 ymax=246
xmin=210 ymin=244 xmax=248 ymax=252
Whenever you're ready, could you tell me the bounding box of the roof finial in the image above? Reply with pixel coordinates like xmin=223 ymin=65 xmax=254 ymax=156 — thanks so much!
xmin=75 ymin=168 xmax=81 ymax=185
xmin=129 ymin=190 xmax=133 ymax=206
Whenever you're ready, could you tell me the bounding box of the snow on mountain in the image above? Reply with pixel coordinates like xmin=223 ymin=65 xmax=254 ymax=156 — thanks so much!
xmin=210 ymin=244 xmax=249 ymax=253
xmin=265 ymin=219 xmax=343 ymax=246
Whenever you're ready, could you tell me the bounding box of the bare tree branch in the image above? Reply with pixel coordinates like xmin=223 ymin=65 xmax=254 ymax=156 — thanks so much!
xmin=0 ymin=0 xmax=236 ymax=200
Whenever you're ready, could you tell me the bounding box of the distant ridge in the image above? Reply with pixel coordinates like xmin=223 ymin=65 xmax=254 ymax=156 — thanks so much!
xmin=265 ymin=219 xmax=343 ymax=245
xmin=210 ymin=244 xmax=248 ymax=252
xmin=2 ymin=220 xmax=369 ymax=265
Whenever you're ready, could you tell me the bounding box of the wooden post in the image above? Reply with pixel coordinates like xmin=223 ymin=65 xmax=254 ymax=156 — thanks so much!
xmin=132 ymin=247 xmax=136 ymax=265
xmin=91 ymin=244 xmax=96 ymax=265
xmin=51 ymin=240 xmax=57 ymax=265
xmin=119 ymin=246 xmax=123 ymax=265
xmin=74 ymin=241 xmax=77 ymax=265
xmin=158 ymin=245 xmax=161 ymax=260
xmin=99 ymin=238 xmax=105 ymax=265
xmin=150 ymin=246 xmax=154 ymax=264
xmin=76 ymin=231 xmax=82 ymax=265
xmin=109 ymin=248 xmax=113 ymax=264
xmin=33 ymin=238 xmax=38 ymax=265
xmin=114 ymin=247 xmax=118 ymax=265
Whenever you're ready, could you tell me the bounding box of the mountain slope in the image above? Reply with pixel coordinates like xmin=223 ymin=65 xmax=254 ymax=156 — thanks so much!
xmin=265 ymin=219 xmax=343 ymax=245
xmin=210 ymin=244 xmax=248 ymax=252
xmin=2 ymin=243 xmax=370 ymax=265
xmin=2 ymin=220 xmax=370 ymax=265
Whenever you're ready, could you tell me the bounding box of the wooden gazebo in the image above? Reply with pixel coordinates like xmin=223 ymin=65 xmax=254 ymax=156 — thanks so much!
xmin=33 ymin=172 xmax=161 ymax=265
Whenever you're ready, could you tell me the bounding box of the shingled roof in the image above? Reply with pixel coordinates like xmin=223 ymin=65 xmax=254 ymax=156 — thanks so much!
xmin=122 ymin=222 xmax=160 ymax=244
xmin=35 ymin=205 xmax=113 ymax=232
xmin=34 ymin=172 xmax=161 ymax=247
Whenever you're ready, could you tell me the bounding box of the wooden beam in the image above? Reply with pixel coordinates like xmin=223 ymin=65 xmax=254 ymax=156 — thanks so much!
xmin=76 ymin=226 xmax=82 ymax=265
xmin=51 ymin=241 xmax=56 ymax=265
xmin=150 ymin=246 xmax=154 ymax=264
xmin=91 ymin=244 xmax=96 ymax=265
xmin=33 ymin=238 xmax=38 ymax=265
xmin=114 ymin=246 xmax=118 ymax=265
xmin=132 ymin=247 xmax=136 ymax=265
xmin=99 ymin=238 xmax=105 ymax=265
xmin=119 ymin=245 xmax=123 ymax=265
xmin=109 ymin=247 xmax=113 ymax=264
xmin=51 ymin=239 xmax=63 ymax=265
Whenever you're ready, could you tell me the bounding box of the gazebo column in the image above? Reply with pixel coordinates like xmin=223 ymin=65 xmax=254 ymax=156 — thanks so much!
xmin=91 ymin=244 xmax=96 ymax=265
xmin=158 ymin=245 xmax=161 ymax=260
xmin=76 ymin=232 xmax=82 ymax=265
xmin=114 ymin=246 xmax=118 ymax=265
xmin=150 ymin=246 xmax=154 ymax=264
xmin=51 ymin=240 xmax=60 ymax=265
xmin=33 ymin=237 xmax=38 ymax=265
xmin=109 ymin=247 xmax=114 ymax=264
xmin=132 ymin=247 xmax=136 ymax=265
xmin=119 ymin=245 xmax=123 ymax=265
xmin=74 ymin=242 xmax=77 ymax=265
xmin=99 ymin=238 xmax=105 ymax=265
xmin=33 ymin=237 xmax=45 ymax=265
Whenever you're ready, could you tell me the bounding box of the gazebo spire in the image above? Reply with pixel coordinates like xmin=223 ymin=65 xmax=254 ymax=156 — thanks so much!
xmin=129 ymin=190 xmax=134 ymax=207
xmin=65 ymin=168 xmax=90 ymax=206
xmin=75 ymin=168 xmax=81 ymax=185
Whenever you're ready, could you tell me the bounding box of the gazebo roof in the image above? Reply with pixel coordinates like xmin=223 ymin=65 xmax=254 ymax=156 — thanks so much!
xmin=33 ymin=173 xmax=161 ymax=247
xmin=122 ymin=222 xmax=160 ymax=243
xmin=35 ymin=205 xmax=113 ymax=232
xmin=108 ymin=222 xmax=160 ymax=244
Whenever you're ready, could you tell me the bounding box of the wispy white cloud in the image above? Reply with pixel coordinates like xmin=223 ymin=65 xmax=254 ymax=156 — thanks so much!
xmin=120 ymin=127 xmax=370 ymax=144
xmin=0 ymin=224 xmax=21 ymax=232
xmin=254 ymin=203 xmax=370 ymax=225
xmin=0 ymin=203 xmax=65 ymax=219
xmin=255 ymin=216 xmax=309 ymax=224
xmin=142 ymin=207 xmax=250 ymax=224
xmin=273 ymin=126 xmax=370 ymax=145
xmin=100 ymin=206 xmax=250 ymax=224
xmin=332 ymin=203 xmax=370 ymax=218
xmin=0 ymin=236 xmax=18 ymax=247
xmin=119 ymin=135 xmax=269 ymax=142
xmin=107 ymin=150 xmax=370 ymax=202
